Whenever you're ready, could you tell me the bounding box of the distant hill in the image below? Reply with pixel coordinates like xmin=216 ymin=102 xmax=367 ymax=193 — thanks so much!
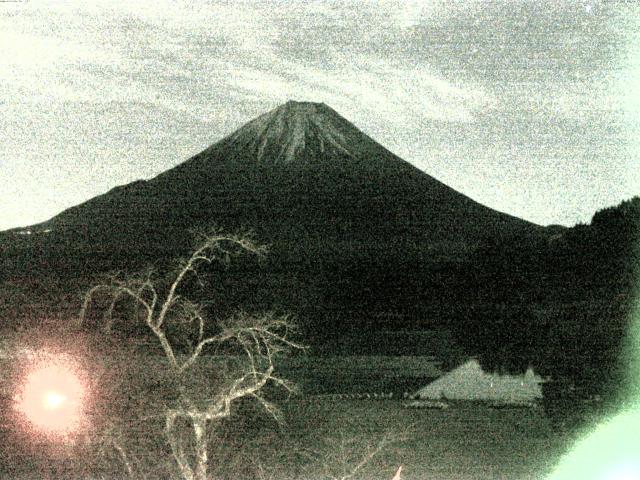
xmin=451 ymin=196 xmax=639 ymax=408
xmin=0 ymin=100 xmax=543 ymax=335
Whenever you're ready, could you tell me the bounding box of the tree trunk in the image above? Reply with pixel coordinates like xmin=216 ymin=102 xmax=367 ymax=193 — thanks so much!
xmin=193 ymin=418 xmax=209 ymax=480
xmin=166 ymin=413 xmax=195 ymax=480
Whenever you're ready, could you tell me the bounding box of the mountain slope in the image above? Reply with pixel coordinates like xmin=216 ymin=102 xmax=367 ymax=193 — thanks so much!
xmin=1 ymin=101 xmax=542 ymax=328
xmin=35 ymin=101 xmax=536 ymax=249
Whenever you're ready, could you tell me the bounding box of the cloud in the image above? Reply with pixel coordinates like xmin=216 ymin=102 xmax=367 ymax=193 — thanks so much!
xmin=1 ymin=1 xmax=495 ymax=124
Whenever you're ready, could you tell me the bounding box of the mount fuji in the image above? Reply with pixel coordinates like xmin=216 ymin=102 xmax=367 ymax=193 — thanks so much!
xmin=1 ymin=101 xmax=542 ymax=330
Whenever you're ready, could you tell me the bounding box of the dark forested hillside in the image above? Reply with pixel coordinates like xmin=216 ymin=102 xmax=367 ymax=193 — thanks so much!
xmin=452 ymin=196 xmax=639 ymax=404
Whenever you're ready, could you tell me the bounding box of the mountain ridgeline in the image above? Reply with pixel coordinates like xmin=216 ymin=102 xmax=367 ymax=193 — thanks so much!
xmin=1 ymin=101 xmax=540 ymax=327
xmin=24 ymin=101 xmax=536 ymax=256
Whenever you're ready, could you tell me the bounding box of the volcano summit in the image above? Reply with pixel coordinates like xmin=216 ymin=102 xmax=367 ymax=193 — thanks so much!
xmin=221 ymin=101 xmax=357 ymax=164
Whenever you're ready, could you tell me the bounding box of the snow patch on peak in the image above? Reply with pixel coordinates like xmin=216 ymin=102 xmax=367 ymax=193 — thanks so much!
xmin=227 ymin=101 xmax=356 ymax=164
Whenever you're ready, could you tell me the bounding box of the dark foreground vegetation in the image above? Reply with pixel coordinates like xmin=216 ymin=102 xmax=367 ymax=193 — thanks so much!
xmin=0 ymin=391 xmax=569 ymax=480
xmin=0 ymin=197 xmax=637 ymax=478
xmin=452 ymin=197 xmax=639 ymax=418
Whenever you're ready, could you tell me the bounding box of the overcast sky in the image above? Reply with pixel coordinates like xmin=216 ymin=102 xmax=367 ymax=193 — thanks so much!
xmin=1 ymin=0 xmax=638 ymax=230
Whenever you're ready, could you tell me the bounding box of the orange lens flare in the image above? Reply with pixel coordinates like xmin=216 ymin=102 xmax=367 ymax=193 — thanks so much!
xmin=16 ymin=361 xmax=86 ymax=435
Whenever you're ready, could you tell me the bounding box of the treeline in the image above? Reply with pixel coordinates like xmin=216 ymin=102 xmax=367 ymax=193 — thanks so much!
xmin=452 ymin=196 xmax=640 ymax=401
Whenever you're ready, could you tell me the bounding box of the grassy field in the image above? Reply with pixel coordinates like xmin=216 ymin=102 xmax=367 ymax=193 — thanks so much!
xmin=0 ymin=397 xmax=574 ymax=479
xmin=252 ymin=397 xmax=571 ymax=480
xmin=279 ymin=355 xmax=444 ymax=395
xmin=0 ymin=348 xmax=575 ymax=479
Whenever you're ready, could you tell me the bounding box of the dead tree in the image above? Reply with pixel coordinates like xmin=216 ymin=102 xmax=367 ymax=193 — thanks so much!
xmin=79 ymin=231 xmax=303 ymax=480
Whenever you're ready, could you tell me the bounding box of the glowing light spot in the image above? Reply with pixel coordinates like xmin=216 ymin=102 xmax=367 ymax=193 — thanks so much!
xmin=44 ymin=391 xmax=67 ymax=410
xmin=16 ymin=360 xmax=87 ymax=436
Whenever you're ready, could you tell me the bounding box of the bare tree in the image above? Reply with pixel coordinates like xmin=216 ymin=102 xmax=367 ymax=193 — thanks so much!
xmin=79 ymin=231 xmax=303 ymax=480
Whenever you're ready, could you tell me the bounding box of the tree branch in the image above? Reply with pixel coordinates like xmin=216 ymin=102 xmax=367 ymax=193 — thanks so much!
xmin=80 ymin=231 xmax=299 ymax=480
